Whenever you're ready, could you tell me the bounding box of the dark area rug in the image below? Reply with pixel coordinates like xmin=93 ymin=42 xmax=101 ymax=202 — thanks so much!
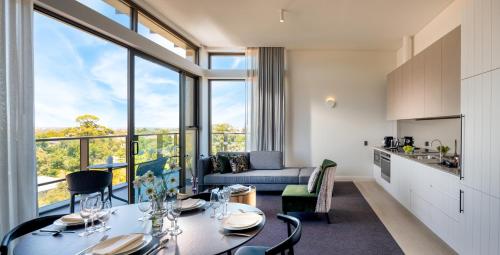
xmin=244 ymin=181 xmax=404 ymax=255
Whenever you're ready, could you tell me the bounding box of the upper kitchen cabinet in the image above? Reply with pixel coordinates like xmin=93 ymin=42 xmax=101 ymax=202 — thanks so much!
xmin=462 ymin=0 xmax=500 ymax=78
xmin=424 ymin=40 xmax=443 ymax=117
xmin=442 ymin=27 xmax=461 ymax=116
xmin=386 ymin=27 xmax=460 ymax=120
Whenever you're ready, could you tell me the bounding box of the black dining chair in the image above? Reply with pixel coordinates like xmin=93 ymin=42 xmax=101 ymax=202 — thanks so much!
xmin=1 ymin=214 xmax=64 ymax=255
xmin=66 ymin=170 xmax=112 ymax=213
xmin=234 ymin=214 xmax=302 ymax=255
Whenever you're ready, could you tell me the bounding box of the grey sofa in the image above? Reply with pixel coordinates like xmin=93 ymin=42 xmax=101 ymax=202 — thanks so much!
xmin=197 ymin=151 xmax=315 ymax=192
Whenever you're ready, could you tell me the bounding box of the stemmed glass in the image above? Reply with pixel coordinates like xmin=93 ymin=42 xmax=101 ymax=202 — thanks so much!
xmin=78 ymin=196 xmax=92 ymax=237
xmin=137 ymin=193 xmax=151 ymax=221
xmin=209 ymin=190 xmax=221 ymax=219
xmin=166 ymin=199 xmax=183 ymax=236
xmin=89 ymin=195 xmax=102 ymax=232
xmin=98 ymin=200 xmax=112 ymax=232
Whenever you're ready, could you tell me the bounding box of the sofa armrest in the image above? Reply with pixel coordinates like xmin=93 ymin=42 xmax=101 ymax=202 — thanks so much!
xmin=197 ymin=157 xmax=213 ymax=190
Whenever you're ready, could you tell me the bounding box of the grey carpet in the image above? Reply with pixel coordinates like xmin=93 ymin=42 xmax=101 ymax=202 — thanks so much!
xmin=244 ymin=181 xmax=404 ymax=255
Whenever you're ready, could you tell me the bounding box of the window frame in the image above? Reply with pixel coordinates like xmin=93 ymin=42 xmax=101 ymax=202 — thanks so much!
xmin=208 ymin=79 xmax=248 ymax=155
xmin=208 ymin=52 xmax=245 ymax=69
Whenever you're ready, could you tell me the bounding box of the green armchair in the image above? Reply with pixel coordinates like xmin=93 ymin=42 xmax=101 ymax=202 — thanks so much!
xmin=281 ymin=160 xmax=337 ymax=223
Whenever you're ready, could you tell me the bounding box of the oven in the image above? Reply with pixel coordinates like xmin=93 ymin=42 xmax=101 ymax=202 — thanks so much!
xmin=374 ymin=150 xmax=381 ymax=167
xmin=380 ymin=152 xmax=391 ymax=183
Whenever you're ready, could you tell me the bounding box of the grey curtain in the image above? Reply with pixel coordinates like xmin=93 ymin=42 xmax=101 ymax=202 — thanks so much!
xmin=255 ymin=47 xmax=285 ymax=152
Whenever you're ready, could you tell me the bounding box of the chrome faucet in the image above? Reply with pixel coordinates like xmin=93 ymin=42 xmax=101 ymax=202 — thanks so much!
xmin=431 ymin=139 xmax=443 ymax=163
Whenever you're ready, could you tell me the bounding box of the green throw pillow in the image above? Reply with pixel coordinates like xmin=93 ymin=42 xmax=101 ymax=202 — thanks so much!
xmin=313 ymin=159 xmax=338 ymax=193
xmin=217 ymin=155 xmax=232 ymax=173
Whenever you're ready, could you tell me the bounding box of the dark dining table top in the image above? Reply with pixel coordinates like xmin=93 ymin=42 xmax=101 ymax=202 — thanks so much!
xmin=87 ymin=162 xmax=128 ymax=170
xmin=13 ymin=203 xmax=266 ymax=255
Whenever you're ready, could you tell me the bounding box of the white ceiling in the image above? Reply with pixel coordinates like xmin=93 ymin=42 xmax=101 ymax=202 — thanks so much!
xmin=144 ymin=0 xmax=454 ymax=50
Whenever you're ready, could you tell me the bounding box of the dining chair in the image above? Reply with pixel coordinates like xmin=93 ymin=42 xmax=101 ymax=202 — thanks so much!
xmin=66 ymin=170 xmax=112 ymax=213
xmin=135 ymin=157 xmax=168 ymax=177
xmin=1 ymin=214 xmax=64 ymax=255
xmin=234 ymin=214 xmax=302 ymax=255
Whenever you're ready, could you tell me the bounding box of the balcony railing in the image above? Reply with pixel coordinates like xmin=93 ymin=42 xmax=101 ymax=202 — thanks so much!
xmin=36 ymin=133 xmax=180 ymax=210
xmin=211 ymin=132 xmax=246 ymax=153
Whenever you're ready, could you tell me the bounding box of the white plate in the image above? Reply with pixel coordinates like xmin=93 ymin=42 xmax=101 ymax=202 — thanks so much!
xmin=222 ymin=213 xmax=263 ymax=231
xmin=85 ymin=234 xmax=152 ymax=255
xmin=54 ymin=212 xmax=107 ymax=227
xmin=181 ymin=200 xmax=206 ymax=211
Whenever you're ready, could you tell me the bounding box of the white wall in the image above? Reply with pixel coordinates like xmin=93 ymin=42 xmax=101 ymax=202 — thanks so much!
xmin=397 ymin=118 xmax=461 ymax=153
xmin=285 ymin=50 xmax=396 ymax=178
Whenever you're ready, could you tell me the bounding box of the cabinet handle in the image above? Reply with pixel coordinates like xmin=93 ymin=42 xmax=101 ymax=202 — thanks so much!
xmin=459 ymin=189 xmax=464 ymax=213
xmin=460 ymin=114 xmax=465 ymax=180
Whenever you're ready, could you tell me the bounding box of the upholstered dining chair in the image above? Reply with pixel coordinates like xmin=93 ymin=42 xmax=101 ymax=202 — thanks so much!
xmin=1 ymin=214 xmax=64 ymax=255
xmin=234 ymin=214 xmax=302 ymax=255
xmin=135 ymin=157 xmax=168 ymax=177
xmin=66 ymin=170 xmax=112 ymax=213
xmin=281 ymin=159 xmax=337 ymax=223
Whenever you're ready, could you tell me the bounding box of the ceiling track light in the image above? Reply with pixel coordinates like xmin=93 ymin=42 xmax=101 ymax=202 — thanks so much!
xmin=280 ymin=9 xmax=285 ymax=23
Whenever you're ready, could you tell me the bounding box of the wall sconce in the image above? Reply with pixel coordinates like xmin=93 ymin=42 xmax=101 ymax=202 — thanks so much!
xmin=325 ymin=97 xmax=336 ymax=108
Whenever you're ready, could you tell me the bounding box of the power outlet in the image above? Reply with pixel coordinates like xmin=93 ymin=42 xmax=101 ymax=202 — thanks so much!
xmin=364 ymin=141 xmax=368 ymax=146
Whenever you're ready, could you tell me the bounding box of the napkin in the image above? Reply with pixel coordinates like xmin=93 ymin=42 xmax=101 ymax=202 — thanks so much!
xmin=92 ymin=234 xmax=144 ymax=255
xmin=182 ymin=198 xmax=201 ymax=209
xmin=60 ymin=214 xmax=83 ymax=224
xmin=229 ymin=184 xmax=249 ymax=193
xmin=223 ymin=213 xmax=261 ymax=228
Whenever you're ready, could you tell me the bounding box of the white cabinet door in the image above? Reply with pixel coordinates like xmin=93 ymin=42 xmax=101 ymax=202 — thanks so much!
xmin=395 ymin=156 xmax=412 ymax=210
xmin=491 ymin=69 xmax=500 ymax=198
xmin=458 ymin=185 xmax=500 ymax=255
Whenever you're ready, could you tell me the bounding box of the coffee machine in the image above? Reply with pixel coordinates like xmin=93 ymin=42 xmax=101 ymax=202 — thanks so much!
xmin=383 ymin=136 xmax=394 ymax=148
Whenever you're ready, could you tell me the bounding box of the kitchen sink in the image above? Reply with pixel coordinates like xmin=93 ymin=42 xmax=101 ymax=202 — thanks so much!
xmin=406 ymin=154 xmax=441 ymax=164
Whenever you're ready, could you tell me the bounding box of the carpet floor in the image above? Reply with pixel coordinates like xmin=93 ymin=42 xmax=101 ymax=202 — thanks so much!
xmin=244 ymin=181 xmax=404 ymax=255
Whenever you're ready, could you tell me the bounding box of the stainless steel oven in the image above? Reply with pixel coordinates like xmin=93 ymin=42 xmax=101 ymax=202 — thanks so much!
xmin=381 ymin=152 xmax=391 ymax=183
xmin=374 ymin=150 xmax=381 ymax=167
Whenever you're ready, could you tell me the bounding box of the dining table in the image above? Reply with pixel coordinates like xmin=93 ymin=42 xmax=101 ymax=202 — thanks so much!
xmin=87 ymin=162 xmax=128 ymax=203
xmin=13 ymin=202 xmax=266 ymax=255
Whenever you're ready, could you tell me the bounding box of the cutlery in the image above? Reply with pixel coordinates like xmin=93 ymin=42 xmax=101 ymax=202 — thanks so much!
xmin=223 ymin=232 xmax=253 ymax=237
xmin=145 ymin=238 xmax=169 ymax=255
xmin=74 ymin=235 xmax=108 ymax=255
xmin=40 ymin=229 xmax=76 ymax=233
xmin=238 ymin=209 xmax=264 ymax=215
xmin=143 ymin=243 xmax=159 ymax=255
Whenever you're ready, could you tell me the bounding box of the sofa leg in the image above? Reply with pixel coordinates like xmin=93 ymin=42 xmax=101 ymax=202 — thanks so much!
xmin=325 ymin=212 xmax=331 ymax=224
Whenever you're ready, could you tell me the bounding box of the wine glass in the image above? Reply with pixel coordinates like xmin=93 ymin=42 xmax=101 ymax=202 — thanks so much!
xmin=137 ymin=193 xmax=151 ymax=221
xmin=78 ymin=197 xmax=92 ymax=237
xmin=167 ymin=199 xmax=183 ymax=236
xmin=89 ymin=195 xmax=102 ymax=231
xmin=209 ymin=190 xmax=221 ymax=219
xmin=98 ymin=200 xmax=112 ymax=232
xmin=221 ymin=187 xmax=231 ymax=216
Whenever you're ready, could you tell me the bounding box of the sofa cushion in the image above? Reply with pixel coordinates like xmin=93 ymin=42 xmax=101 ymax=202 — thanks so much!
xmin=298 ymin=167 xmax=316 ymax=185
xmin=230 ymin=155 xmax=249 ymax=173
xmin=249 ymin=151 xmax=283 ymax=170
xmin=281 ymin=185 xmax=317 ymax=213
xmin=204 ymin=168 xmax=300 ymax=185
xmin=306 ymin=167 xmax=320 ymax=192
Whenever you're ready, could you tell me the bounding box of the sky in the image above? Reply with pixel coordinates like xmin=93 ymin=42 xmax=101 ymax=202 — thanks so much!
xmin=34 ymin=1 xmax=246 ymax=130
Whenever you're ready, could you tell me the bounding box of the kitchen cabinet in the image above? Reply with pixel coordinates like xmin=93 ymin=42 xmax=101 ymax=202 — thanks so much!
xmin=442 ymin=27 xmax=461 ymax=116
xmin=386 ymin=71 xmax=396 ymax=120
xmin=424 ymin=40 xmax=443 ymax=117
xmin=411 ymin=53 xmax=425 ymax=118
xmin=386 ymin=28 xmax=460 ymax=120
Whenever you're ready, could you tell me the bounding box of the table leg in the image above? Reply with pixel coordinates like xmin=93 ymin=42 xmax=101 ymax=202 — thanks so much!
xmin=108 ymin=167 xmax=128 ymax=203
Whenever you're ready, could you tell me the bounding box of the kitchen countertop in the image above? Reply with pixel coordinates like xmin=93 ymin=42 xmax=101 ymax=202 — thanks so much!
xmin=373 ymin=146 xmax=461 ymax=177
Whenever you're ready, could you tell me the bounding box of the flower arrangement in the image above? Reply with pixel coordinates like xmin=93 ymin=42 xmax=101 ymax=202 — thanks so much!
xmin=133 ymin=170 xmax=178 ymax=202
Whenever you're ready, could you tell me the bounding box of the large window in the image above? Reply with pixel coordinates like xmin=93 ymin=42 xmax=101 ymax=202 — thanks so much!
xmin=210 ymin=80 xmax=248 ymax=153
xmin=137 ymin=12 xmax=196 ymax=63
xmin=34 ymin=6 xmax=200 ymax=210
xmin=34 ymin=11 xmax=128 ymax=208
xmin=77 ymin=0 xmax=131 ymax=28
xmin=76 ymin=0 xmax=198 ymax=63
xmin=209 ymin=53 xmax=245 ymax=69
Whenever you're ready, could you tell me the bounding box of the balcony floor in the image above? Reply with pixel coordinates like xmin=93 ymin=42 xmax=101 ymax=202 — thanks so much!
xmin=40 ymin=186 xmax=129 ymax=216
